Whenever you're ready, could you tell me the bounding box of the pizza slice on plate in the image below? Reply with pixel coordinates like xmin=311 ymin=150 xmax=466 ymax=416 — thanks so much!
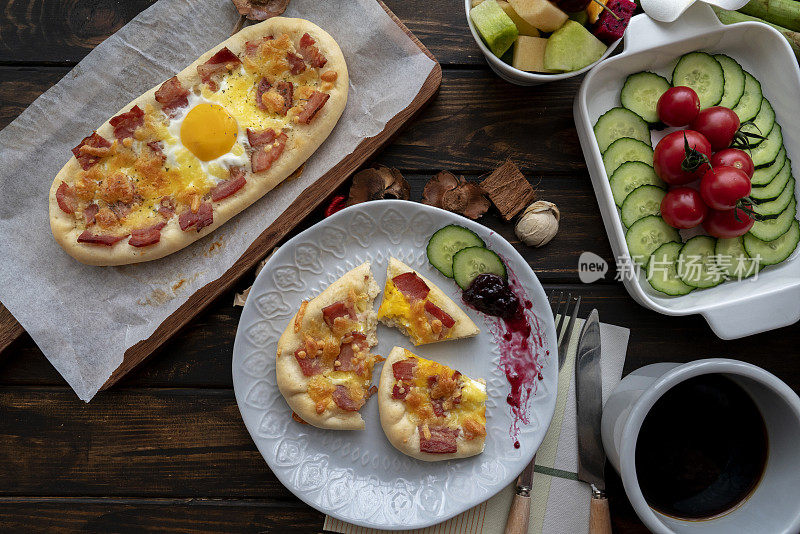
xmin=378 ymin=347 xmax=487 ymax=461
xmin=276 ymin=262 xmax=381 ymax=430
xmin=377 ymin=258 xmax=479 ymax=346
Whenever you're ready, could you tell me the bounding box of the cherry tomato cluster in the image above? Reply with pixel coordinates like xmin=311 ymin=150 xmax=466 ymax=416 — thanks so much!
xmin=655 ymin=87 xmax=759 ymax=239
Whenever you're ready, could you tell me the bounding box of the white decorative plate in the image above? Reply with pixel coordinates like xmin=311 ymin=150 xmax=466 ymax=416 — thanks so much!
xmin=232 ymin=200 xmax=558 ymax=530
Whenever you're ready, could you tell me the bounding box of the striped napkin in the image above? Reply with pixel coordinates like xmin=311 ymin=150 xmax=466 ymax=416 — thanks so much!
xmin=323 ymin=317 xmax=629 ymax=534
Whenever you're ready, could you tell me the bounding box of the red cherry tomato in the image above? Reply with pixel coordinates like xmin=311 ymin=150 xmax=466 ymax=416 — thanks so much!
xmin=689 ymin=106 xmax=741 ymax=151
xmin=660 ymin=187 xmax=708 ymax=229
xmin=657 ymin=86 xmax=701 ymax=127
xmin=700 ymin=166 xmax=752 ymax=211
xmin=703 ymin=207 xmax=755 ymax=238
xmin=711 ymin=148 xmax=755 ymax=178
xmin=653 ymin=130 xmax=712 ymax=185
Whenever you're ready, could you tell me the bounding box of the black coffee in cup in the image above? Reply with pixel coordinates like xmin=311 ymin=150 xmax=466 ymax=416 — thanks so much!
xmin=634 ymin=373 xmax=768 ymax=520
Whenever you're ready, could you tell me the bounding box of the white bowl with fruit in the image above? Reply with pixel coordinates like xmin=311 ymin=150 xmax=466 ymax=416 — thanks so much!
xmin=574 ymin=2 xmax=800 ymax=339
xmin=465 ymin=0 xmax=632 ymax=85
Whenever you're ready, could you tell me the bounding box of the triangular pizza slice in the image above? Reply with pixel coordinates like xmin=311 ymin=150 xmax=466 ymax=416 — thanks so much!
xmin=276 ymin=262 xmax=381 ymax=430
xmin=378 ymin=347 xmax=487 ymax=461
xmin=377 ymin=257 xmax=479 ymax=345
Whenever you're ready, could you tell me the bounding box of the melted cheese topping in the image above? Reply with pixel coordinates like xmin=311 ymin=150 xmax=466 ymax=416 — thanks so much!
xmin=377 ymin=280 xmax=453 ymax=344
xmin=398 ymin=351 xmax=487 ymax=439
xmin=294 ymin=291 xmax=381 ymax=415
xmin=64 ymin=30 xmax=335 ymax=237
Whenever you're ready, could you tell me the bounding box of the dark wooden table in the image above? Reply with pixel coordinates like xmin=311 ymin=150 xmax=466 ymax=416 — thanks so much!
xmin=1 ymin=1 xmax=798 ymax=532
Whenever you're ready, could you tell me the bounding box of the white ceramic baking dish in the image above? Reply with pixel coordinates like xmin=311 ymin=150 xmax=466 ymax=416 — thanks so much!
xmin=574 ymin=3 xmax=800 ymax=339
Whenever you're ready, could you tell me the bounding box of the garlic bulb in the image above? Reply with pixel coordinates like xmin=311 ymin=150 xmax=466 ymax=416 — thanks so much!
xmin=515 ymin=201 xmax=560 ymax=247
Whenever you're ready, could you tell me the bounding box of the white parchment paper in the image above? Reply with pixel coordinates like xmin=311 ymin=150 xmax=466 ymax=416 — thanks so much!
xmin=0 ymin=0 xmax=435 ymax=401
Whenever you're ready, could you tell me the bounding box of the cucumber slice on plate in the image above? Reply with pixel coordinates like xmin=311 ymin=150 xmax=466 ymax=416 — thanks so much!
xmin=671 ymin=52 xmax=724 ymax=109
xmin=743 ymin=220 xmax=800 ymax=266
xmin=646 ymin=242 xmax=694 ymax=296
xmin=751 ymin=160 xmax=791 ymax=201
xmin=625 ymin=215 xmax=680 ymax=266
xmin=750 ymin=198 xmax=796 ymax=241
xmin=602 ymin=138 xmax=654 ymax=177
xmin=740 ymin=98 xmax=775 ymax=148
xmin=750 ymin=123 xmax=782 ymax=168
xmin=593 ymin=107 xmax=651 ymax=153
xmin=609 ymin=162 xmax=665 ymax=208
xmin=452 ymin=246 xmax=507 ymax=289
xmin=751 ymin=177 xmax=794 ymax=218
xmin=678 ymin=235 xmax=723 ymax=289
xmin=620 ymin=72 xmax=671 ymax=124
xmin=715 ymin=236 xmax=760 ymax=279
xmin=751 ymin=147 xmax=786 ymax=186
xmin=620 ymin=185 xmax=666 ymax=228
xmin=426 ymin=225 xmax=485 ymax=278
xmin=732 ymin=72 xmax=763 ymax=123
xmin=714 ymin=54 xmax=746 ymax=109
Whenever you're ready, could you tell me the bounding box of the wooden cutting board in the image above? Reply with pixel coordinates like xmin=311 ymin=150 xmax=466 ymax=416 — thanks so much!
xmin=0 ymin=1 xmax=441 ymax=386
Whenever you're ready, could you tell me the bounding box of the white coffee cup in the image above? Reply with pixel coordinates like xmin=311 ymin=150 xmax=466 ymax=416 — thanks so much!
xmin=601 ymin=358 xmax=800 ymax=534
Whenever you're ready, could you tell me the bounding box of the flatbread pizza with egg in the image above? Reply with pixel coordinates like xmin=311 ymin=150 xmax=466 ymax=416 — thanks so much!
xmin=49 ymin=17 xmax=347 ymax=265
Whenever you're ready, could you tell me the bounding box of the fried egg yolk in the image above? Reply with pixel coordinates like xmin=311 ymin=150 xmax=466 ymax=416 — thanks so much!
xmin=179 ymin=103 xmax=238 ymax=162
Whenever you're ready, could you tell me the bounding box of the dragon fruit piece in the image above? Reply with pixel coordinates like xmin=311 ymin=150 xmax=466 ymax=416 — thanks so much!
xmin=593 ymin=0 xmax=636 ymax=45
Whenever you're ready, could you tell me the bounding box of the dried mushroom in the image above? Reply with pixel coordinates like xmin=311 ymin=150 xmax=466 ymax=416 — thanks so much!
xmin=422 ymin=171 xmax=490 ymax=220
xmin=346 ymin=166 xmax=410 ymax=206
xmin=231 ymin=0 xmax=289 ymax=20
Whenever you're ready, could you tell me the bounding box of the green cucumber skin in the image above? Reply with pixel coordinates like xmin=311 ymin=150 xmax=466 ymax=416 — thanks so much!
xmin=594 ymin=107 xmax=651 ymax=153
xmin=426 ymin=225 xmax=485 ymax=278
xmin=743 ymin=220 xmax=800 ymax=266
xmin=714 ymin=54 xmax=746 ymax=109
xmin=678 ymin=235 xmax=723 ymax=289
xmin=671 ymin=52 xmax=725 ymax=109
xmin=620 ymin=72 xmax=671 ymax=124
xmin=751 ymin=160 xmax=792 ymax=202
xmin=452 ymin=246 xmax=507 ymax=290
xmin=751 ymin=148 xmax=786 ymax=186
xmin=750 ymin=199 xmax=796 ymax=241
xmin=646 ymin=241 xmax=694 ymax=296
xmin=751 ymin=123 xmax=782 ymax=169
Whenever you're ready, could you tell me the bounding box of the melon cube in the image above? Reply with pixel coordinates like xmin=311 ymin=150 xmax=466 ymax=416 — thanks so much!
xmin=470 ymin=0 xmax=519 ymax=58
xmin=512 ymin=36 xmax=558 ymax=72
xmin=508 ymin=0 xmax=568 ymax=33
xmin=544 ymin=20 xmax=607 ymax=72
xmin=497 ymin=1 xmax=540 ymax=36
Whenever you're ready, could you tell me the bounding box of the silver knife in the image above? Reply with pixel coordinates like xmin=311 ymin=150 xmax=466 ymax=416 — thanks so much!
xmin=575 ymin=309 xmax=611 ymax=533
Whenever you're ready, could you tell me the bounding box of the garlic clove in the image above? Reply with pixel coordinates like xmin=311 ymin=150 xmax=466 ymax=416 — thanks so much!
xmin=515 ymin=200 xmax=560 ymax=247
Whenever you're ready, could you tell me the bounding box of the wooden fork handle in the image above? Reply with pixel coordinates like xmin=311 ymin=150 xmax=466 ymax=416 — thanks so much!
xmin=504 ymin=492 xmax=531 ymax=534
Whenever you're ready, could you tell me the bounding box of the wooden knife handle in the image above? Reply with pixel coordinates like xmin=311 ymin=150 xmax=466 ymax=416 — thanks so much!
xmin=589 ymin=494 xmax=612 ymax=534
xmin=504 ymin=493 xmax=531 ymax=534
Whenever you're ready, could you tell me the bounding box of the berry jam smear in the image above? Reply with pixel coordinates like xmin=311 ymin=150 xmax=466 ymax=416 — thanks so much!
xmin=463 ymin=272 xmax=548 ymax=448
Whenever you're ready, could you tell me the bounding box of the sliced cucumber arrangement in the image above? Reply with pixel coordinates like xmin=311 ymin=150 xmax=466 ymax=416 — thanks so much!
xmin=671 ymin=52 xmax=724 ymax=109
xmin=751 ymin=147 xmax=786 ymax=186
xmin=714 ymin=54 xmax=746 ymax=109
xmin=751 ymin=160 xmax=792 ymax=202
xmin=744 ymin=220 xmax=800 ymax=266
xmin=750 ymin=123 xmax=782 ymax=169
xmin=749 ymin=198 xmax=796 ymax=241
xmin=452 ymin=246 xmax=507 ymax=290
xmin=602 ymin=138 xmax=654 ymax=177
xmin=625 ymin=216 xmax=680 ymax=266
xmin=647 ymin=242 xmax=694 ymax=296
xmin=678 ymin=236 xmax=722 ymax=289
xmin=752 ymin=177 xmax=795 ymax=218
xmin=592 ymin=49 xmax=799 ymax=297
xmin=715 ymin=237 xmax=760 ymax=279
xmin=426 ymin=225 xmax=485 ymax=278
xmin=593 ymin=107 xmax=651 ymax=153
xmin=740 ymin=98 xmax=775 ymax=148
xmin=621 ymin=185 xmax=665 ymax=228
xmin=731 ymin=72 xmax=763 ymax=123
xmin=609 ymin=162 xmax=665 ymax=208
xmin=620 ymin=72 xmax=671 ymax=124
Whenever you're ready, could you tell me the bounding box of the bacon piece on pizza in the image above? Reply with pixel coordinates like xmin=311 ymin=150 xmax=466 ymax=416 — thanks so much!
xmin=377 ymin=258 xmax=479 ymax=345
xmin=276 ymin=262 xmax=382 ymax=430
xmin=379 ymin=347 xmax=487 ymax=461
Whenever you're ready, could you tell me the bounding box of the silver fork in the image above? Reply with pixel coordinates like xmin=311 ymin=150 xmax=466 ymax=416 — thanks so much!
xmin=504 ymin=291 xmax=582 ymax=534
xmin=551 ymin=291 xmax=582 ymax=372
